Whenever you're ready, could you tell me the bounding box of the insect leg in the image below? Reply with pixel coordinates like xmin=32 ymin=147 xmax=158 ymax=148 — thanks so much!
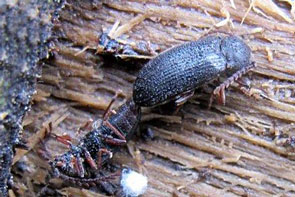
xmin=102 ymin=91 xmax=121 ymax=121
xmin=174 ymin=90 xmax=195 ymax=106
xmin=58 ymin=169 xmax=120 ymax=186
xmin=73 ymin=155 xmax=85 ymax=178
xmin=97 ymin=148 xmax=113 ymax=169
xmin=46 ymin=121 xmax=72 ymax=147
xmin=52 ymin=133 xmax=72 ymax=146
xmin=209 ymin=61 xmax=256 ymax=108
xmin=104 ymin=137 xmax=126 ymax=145
xmin=102 ymin=91 xmax=127 ymax=142
xmin=82 ymin=148 xmax=98 ymax=170
xmin=77 ymin=119 xmax=94 ymax=134
xmin=170 ymin=90 xmax=196 ymax=114
xmin=103 ymin=120 xmax=126 ymax=142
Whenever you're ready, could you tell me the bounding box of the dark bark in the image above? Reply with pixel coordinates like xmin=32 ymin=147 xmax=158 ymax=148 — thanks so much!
xmin=0 ymin=1 xmax=64 ymax=196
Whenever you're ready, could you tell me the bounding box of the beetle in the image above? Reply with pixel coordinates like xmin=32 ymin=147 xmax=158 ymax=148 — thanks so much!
xmin=50 ymin=98 xmax=141 ymax=186
xmin=133 ymin=34 xmax=255 ymax=108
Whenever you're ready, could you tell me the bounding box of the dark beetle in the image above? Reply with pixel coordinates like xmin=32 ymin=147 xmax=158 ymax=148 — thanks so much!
xmin=133 ymin=35 xmax=255 ymax=107
xmin=50 ymin=99 xmax=141 ymax=185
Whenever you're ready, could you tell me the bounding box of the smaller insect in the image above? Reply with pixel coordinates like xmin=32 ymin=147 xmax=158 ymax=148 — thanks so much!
xmin=50 ymin=98 xmax=141 ymax=186
xmin=133 ymin=34 xmax=255 ymax=108
xmin=97 ymin=33 xmax=139 ymax=56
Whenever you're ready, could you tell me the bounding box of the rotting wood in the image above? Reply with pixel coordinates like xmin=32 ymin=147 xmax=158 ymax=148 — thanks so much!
xmin=12 ymin=0 xmax=295 ymax=196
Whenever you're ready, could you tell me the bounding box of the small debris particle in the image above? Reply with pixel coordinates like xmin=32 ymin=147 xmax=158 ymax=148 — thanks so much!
xmin=265 ymin=47 xmax=274 ymax=62
xmin=121 ymin=168 xmax=148 ymax=197
xmin=225 ymin=113 xmax=237 ymax=123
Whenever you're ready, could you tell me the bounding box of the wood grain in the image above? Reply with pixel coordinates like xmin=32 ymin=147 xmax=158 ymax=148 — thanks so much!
xmin=12 ymin=0 xmax=295 ymax=196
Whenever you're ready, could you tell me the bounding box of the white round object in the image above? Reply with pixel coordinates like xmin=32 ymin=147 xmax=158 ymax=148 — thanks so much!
xmin=120 ymin=168 xmax=148 ymax=197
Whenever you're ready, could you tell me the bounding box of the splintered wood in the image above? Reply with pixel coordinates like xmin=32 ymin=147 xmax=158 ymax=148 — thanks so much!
xmin=13 ymin=0 xmax=295 ymax=196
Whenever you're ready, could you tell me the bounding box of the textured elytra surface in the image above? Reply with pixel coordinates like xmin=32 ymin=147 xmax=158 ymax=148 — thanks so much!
xmin=133 ymin=35 xmax=251 ymax=107
xmin=0 ymin=0 xmax=64 ymax=196
xmin=10 ymin=0 xmax=295 ymax=196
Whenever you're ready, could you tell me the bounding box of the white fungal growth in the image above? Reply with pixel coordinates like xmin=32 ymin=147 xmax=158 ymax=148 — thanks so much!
xmin=120 ymin=168 xmax=148 ymax=197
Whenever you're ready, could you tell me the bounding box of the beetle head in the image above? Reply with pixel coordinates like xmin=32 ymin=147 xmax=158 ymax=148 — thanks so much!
xmin=221 ymin=36 xmax=251 ymax=74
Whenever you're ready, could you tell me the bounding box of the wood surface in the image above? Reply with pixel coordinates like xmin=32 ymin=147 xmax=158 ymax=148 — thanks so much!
xmin=11 ymin=0 xmax=295 ymax=196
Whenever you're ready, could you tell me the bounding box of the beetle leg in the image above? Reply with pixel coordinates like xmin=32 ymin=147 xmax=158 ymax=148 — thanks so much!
xmin=103 ymin=91 xmax=121 ymax=121
xmin=52 ymin=133 xmax=72 ymax=147
xmin=97 ymin=148 xmax=113 ymax=169
xmin=170 ymin=90 xmax=196 ymax=114
xmin=77 ymin=119 xmax=94 ymax=134
xmin=73 ymin=155 xmax=85 ymax=178
xmin=58 ymin=169 xmax=120 ymax=186
xmin=103 ymin=120 xmax=126 ymax=142
xmin=174 ymin=90 xmax=195 ymax=106
xmin=47 ymin=121 xmax=72 ymax=147
xmin=209 ymin=61 xmax=256 ymax=108
xmin=83 ymin=148 xmax=98 ymax=170
xmin=102 ymin=91 xmax=127 ymax=141
xmin=104 ymin=137 xmax=126 ymax=145
xmin=103 ymin=99 xmax=116 ymax=121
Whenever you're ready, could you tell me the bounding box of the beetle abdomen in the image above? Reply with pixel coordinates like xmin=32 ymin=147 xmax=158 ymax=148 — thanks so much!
xmin=133 ymin=35 xmax=228 ymax=107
